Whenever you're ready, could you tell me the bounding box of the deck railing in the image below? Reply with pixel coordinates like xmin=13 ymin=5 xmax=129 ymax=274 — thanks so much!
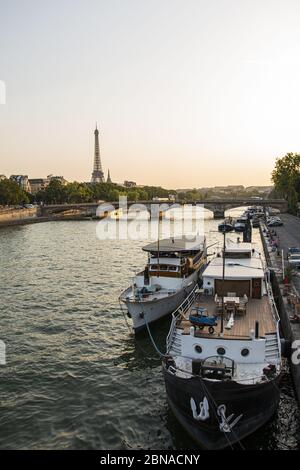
xmin=266 ymin=280 xmax=282 ymax=359
xmin=166 ymin=284 xmax=198 ymax=352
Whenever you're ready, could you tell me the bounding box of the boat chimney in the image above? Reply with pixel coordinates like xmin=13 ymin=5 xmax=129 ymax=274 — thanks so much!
xmin=243 ymin=216 xmax=252 ymax=243
xmin=255 ymin=321 xmax=259 ymax=339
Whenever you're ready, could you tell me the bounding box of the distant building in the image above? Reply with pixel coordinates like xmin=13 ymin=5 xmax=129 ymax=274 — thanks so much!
xmin=245 ymin=186 xmax=273 ymax=194
xmin=107 ymin=169 xmax=112 ymax=184
xmin=124 ymin=180 xmax=136 ymax=188
xmin=10 ymin=175 xmax=31 ymax=192
xmin=47 ymin=175 xmax=68 ymax=185
xmin=29 ymin=178 xmax=50 ymax=194
xmin=28 ymin=175 xmax=67 ymax=194
xmin=213 ymin=185 xmax=245 ymax=192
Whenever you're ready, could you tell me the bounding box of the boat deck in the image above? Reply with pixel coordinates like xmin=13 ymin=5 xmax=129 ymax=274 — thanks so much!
xmin=177 ymin=294 xmax=277 ymax=339
xmin=121 ymin=285 xmax=177 ymax=303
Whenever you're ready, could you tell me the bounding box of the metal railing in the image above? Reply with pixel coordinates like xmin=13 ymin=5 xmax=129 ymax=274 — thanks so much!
xmin=266 ymin=282 xmax=282 ymax=360
xmin=166 ymin=285 xmax=198 ymax=352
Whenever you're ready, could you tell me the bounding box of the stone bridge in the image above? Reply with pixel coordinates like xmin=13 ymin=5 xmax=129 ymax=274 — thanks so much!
xmin=40 ymin=198 xmax=288 ymax=219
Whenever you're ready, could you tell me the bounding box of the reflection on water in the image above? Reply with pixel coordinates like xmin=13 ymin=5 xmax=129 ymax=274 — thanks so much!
xmin=0 ymin=207 xmax=298 ymax=449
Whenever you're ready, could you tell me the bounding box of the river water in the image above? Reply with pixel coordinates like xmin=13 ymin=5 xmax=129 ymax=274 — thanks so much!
xmin=0 ymin=208 xmax=299 ymax=450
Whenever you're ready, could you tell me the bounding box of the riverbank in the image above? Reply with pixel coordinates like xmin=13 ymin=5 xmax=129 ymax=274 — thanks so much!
xmin=260 ymin=214 xmax=300 ymax=406
xmin=0 ymin=207 xmax=38 ymax=226
xmin=0 ymin=207 xmax=95 ymax=227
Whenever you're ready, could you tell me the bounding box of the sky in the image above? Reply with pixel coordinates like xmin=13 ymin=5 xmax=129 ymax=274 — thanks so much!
xmin=1 ymin=0 xmax=300 ymax=189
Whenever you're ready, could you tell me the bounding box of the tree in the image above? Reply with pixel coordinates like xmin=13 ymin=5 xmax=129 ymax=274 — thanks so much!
xmin=0 ymin=178 xmax=29 ymax=205
xmin=41 ymin=179 xmax=66 ymax=204
xmin=107 ymin=188 xmax=120 ymax=201
xmin=272 ymin=153 xmax=300 ymax=214
xmin=65 ymin=182 xmax=92 ymax=203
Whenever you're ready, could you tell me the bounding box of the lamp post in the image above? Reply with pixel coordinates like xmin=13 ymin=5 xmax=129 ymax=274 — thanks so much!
xmin=220 ymin=229 xmax=226 ymax=336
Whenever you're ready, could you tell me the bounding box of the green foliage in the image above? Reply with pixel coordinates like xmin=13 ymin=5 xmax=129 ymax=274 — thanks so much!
xmin=65 ymin=182 xmax=92 ymax=203
xmin=33 ymin=181 xmax=176 ymax=204
xmin=177 ymin=189 xmax=204 ymax=201
xmin=0 ymin=178 xmax=29 ymax=205
xmin=36 ymin=179 xmax=66 ymax=204
xmin=284 ymin=264 xmax=295 ymax=283
xmin=272 ymin=152 xmax=300 ymax=214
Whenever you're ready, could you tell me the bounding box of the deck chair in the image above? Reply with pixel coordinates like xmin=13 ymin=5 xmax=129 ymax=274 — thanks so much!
xmin=236 ymin=303 xmax=247 ymax=316
xmin=214 ymin=295 xmax=223 ymax=313
xmin=225 ymin=301 xmax=236 ymax=315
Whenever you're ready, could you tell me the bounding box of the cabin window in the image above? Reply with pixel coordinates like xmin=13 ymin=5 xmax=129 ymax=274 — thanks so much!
xmin=241 ymin=348 xmax=250 ymax=357
xmin=224 ymin=252 xmax=251 ymax=259
xmin=217 ymin=347 xmax=226 ymax=356
xmin=169 ymin=265 xmax=177 ymax=271
xmin=194 ymin=345 xmax=202 ymax=354
xmin=150 ymin=265 xmax=158 ymax=270
xmin=160 ymin=265 xmax=168 ymax=271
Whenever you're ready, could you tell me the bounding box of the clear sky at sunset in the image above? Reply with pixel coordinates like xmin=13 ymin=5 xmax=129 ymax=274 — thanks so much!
xmin=1 ymin=0 xmax=300 ymax=188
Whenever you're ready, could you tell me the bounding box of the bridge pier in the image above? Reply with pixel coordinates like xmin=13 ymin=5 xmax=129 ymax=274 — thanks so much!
xmin=213 ymin=209 xmax=225 ymax=219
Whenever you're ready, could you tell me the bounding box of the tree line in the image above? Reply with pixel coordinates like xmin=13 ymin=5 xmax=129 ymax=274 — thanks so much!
xmin=33 ymin=180 xmax=178 ymax=204
xmin=1 ymin=164 xmax=293 ymax=208
xmin=272 ymin=152 xmax=300 ymax=214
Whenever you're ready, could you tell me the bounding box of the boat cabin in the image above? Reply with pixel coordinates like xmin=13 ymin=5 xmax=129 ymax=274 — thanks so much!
xmin=203 ymin=243 xmax=264 ymax=299
xmin=142 ymin=236 xmax=206 ymax=279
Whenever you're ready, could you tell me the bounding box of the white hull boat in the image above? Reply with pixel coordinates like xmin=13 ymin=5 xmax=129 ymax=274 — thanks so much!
xmin=122 ymin=270 xmax=199 ymax=332
xmin=120 ymin=236 xmax=207 ymax=333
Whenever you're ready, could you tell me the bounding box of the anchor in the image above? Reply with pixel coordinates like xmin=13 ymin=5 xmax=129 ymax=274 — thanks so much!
xmin=217 ymin=404 xmax=243 ymax=433
xmin=190 ymin=396 xmax=210 ymax=421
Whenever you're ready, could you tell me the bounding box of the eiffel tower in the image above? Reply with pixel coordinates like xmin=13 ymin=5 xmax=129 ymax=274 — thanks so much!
xmin=91 ymin=123 xmax=104 ymax=183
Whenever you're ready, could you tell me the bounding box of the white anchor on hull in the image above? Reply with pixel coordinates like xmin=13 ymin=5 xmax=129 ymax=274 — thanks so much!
xmin=217 ymin=404 xmax=243 ymax=433
xmin=190 ymin=396 xmax=210 ymax=421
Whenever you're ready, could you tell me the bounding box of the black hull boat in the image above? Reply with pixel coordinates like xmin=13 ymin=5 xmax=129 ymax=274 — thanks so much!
xmin=163 ymin=362 xmax=281 ymax=450
xmin=163 ymin=239 xmax=282 ymax=450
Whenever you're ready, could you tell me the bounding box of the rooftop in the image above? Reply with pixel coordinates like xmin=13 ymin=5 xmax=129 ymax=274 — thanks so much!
xmin=225 ymin=242 xmax=252 ymax=253
xmin=143 ymin=236 xmax=204 ymax=253
xmin=203 ymin=256 xmax=264 ymax=279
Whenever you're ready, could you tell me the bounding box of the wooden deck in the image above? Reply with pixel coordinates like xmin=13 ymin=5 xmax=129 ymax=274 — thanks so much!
xmin=178 ymin=294 xmax=277 ymax=339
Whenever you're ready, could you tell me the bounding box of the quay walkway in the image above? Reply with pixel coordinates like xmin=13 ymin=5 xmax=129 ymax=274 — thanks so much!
xmin=260 ymin=214 xmax=300 ymax=405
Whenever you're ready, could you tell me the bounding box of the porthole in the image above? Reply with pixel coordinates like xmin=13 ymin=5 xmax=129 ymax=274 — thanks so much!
xmin=217 ymin=347 xmax=226 ymax=356
xmin=195 ymin=345 xmax=202 ymax=354
xmin=241 ymin=348 xmax=250 ymax=357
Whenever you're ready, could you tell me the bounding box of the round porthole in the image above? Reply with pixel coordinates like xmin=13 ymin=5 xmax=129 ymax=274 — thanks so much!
xmin=241 ymin=348 xmax=250 ymax=357
xmin=195 ymin=345 xmax=202 ymax=354
xmin=217 ymin=347 xmax=226 ymax=356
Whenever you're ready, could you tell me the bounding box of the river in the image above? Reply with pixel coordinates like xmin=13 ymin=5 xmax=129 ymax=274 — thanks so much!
xmin=0 ymin=208 xmax=299 ymax=449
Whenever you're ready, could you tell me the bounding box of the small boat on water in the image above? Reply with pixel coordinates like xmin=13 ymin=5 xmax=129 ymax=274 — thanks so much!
xmin=163 ymin=238 xmax=282 ymax=449
xmin=119 ymin=236 xmax=207 ymax=333
xmin=218 ymin=217 xmax=235 ymax=233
